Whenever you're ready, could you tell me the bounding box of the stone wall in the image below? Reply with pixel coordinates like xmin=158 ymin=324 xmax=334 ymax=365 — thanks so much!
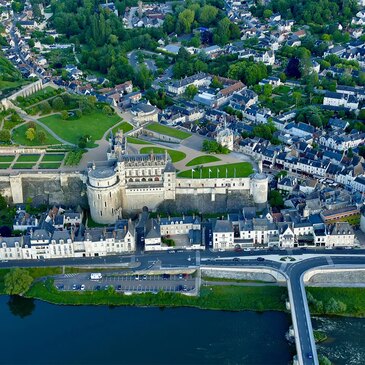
xmin=156 ymin=192 xmax=253 ymax=214
xmin=306 ymin=268 xmax=365 ymax=285
xmin=202 ymin=268 xmax=277 ymax=282
xmin=22 ymin=175 xmax=87 ymax=207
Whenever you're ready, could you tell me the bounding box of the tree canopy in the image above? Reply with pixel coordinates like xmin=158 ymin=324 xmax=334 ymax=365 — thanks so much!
xmin=4 ymin=268 xmax=33 ymax=295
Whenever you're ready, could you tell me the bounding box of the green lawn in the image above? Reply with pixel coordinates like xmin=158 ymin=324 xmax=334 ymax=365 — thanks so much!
xmin=12 ymin=163 xmax=36 ymax=169
xmin=140 ymin=147 xmax=186 ymax=163
xmin=41 ymin=154 xmax=65 ymax=162
xmin=145 ymin=123 xmax=191 ymax=140
xmin=127 ymin=137 xmax=151 ymax=145
xmin=186 ymin=155 xmax=221 ymax=167
xmin=0 ymin=155 xmax=14 ymax=162
xmin=178 ymin=162 xmax=253 ymax=179
xmin=111 ymin=121 xmax=133 ymax=135
xmin=12 ymin=123 xmax=60 ymax=146
xmin=0 ymin=163 xmax=11 ymax=169
xmin=40 ymin=111 xmax=121 ymax=147
xmin=38 ymin=163 xmax=62 ymax=169
xmin=16 ymin=154 xmax=40 ymax=162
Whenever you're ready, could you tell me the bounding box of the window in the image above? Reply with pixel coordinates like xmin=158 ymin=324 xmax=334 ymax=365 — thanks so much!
xmin=100 ymin=211 xmax=103 ymax=217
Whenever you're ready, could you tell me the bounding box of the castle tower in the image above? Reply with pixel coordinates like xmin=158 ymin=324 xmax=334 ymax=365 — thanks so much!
xmin=250 ymin=173 xmax=268 ymax=207
xmin=87 ymin=165 xmax=123 ymax=224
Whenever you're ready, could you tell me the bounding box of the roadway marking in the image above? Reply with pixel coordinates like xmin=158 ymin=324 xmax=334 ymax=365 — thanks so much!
xmin=196 ymin=250 xmax=201 ymax=266
xmin=326 ymin=256 xmax=334 ymax=266
xmin=279 ymin=262 xmax=287 ymax=271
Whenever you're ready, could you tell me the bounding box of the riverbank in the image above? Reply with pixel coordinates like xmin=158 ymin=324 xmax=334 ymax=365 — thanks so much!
xmin=307 ymin=287 xmax=365 ymax=317
xmin=25 ymin=279 xmax=288 ymax=311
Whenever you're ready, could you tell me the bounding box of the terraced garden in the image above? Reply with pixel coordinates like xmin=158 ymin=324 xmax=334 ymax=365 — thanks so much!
xmin=186 ymin=155 xmax=221 ymax=166
xmin=139 ymin=147 xmax=186 ymax=163
xmin=178 ymin=162 xmax=254 ymax=179
xmin=145 ymin=123 xmax=191 ymax=140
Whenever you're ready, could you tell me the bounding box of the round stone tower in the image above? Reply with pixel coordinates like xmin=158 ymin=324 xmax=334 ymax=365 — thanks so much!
xmin=87 ymin=165 xmax=122 ymax=224
xmin=250 ymin=173 xmax=269 ymax=207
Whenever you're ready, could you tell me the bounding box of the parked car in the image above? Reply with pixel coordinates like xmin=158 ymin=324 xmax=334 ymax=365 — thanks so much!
xmin=257 ymin=257 xmax=265 ymax=262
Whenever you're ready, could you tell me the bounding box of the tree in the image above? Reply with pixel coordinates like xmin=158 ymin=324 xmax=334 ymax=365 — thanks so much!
xmin=61 ymin=110 xmax=69 ymax=120
xmin=263 ymin=84 xmax=273 ymax=97
xmin=325 ymin=297 xmax=347 ymax=314
xmin=269 ymin=190 xmax=284 ymax=208
xmin=102 ymin=105 xmax=113 ymax=115
xmin=185 ymin=85 xmax=198 ymax=99
xmin=177 ymin=9 xmax=195 ymax=34
xmin=199 ymin=5 xmax=218 ymax=26
xmin=0 ymin=193 xmax=7 ymax=210
xmin=52 ymin=96 xmax=64 ymax=111
xmin=25 ymin=128 xmax=36 ymax=141
xmin=4 ymin=268 xmax=33 ymax=295
xmin=40 ymin=101 xmax=51 ymax=114
xmin=213 ymin=17 xmax=231 ymax=45
xmin=211 ymin=76 xmax=223 ymax=89
xmin=37 ymin=130 xmax=46 ymax=144
xmin=0 ymin=129 xmax=11 ymax=143
xmin=285 ymin=58 xmax=301 ymax=79
xmin=263 ymin=9 xmax=273 ymax=18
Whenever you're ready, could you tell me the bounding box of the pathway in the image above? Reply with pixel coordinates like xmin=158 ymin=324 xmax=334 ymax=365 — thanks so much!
xmin=17 ymin=112 xmax=75 ymax=146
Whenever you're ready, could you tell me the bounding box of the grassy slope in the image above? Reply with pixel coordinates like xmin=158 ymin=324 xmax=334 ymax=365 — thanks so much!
xmin=12 ymin=124 xmax=60 ymax=146
xmin=40 ymin=111 xmax=120 ymax=146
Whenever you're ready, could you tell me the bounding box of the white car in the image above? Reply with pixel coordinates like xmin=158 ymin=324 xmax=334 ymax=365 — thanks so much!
xmin=243 ymin=248 xmax=251 ymax=252
xmin=80 ymin=284 xmax=85 ymax=291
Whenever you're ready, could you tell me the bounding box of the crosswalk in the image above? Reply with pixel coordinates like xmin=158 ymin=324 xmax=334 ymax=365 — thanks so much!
xmin=326 ymin=256 xmax=334 ymax=266
xmin=63 ymin=273 xmax=78 ymax=278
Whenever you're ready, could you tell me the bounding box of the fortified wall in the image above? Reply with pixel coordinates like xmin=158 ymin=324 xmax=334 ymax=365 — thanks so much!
xmin=0 ymin=172 xmax=87 ymax=207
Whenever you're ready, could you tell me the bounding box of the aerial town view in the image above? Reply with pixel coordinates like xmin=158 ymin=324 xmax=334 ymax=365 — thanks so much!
xmin=1 ymin=0 xmax=365 ymax=363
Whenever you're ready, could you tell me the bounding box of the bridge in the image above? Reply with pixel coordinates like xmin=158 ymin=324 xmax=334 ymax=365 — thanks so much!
xmin=2 ymin=249 xmax=365 ymax=364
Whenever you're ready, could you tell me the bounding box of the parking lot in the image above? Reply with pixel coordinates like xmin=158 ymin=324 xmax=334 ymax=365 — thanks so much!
xmin=54 ymin=272 xmax=196 ymax=294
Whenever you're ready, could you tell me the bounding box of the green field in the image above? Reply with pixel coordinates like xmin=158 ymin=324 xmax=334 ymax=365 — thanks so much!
xmin=12 ymin=123 xmax=60 ymax=146
xmin=0 ymin=155 xmax=14 ymax=162
xmin=40 ymin=111 xmax=121 ymax=147
xmin=178 ymin=162 xmax=253 ymax=179
xmin=39 ymin=163 xmax=62 ymax=169
xmin=12 ymin=163 xmax=35 ymax=169
xmin=140 ymin=147 xmax=186 ymax=163
xmin=145 ymin=123 xmax=191 ymax=140
xmin=26 ymin=279 xmax=287 ymax=311
xmin=186 ymin=155 xmax=221 ymax=166
xmin=0 ymin=163 xmax=11 ymax=169
xmin=41 ymin=154 xmax=65 ymax=162
xmin=111 ymin=121 xmax=133 ymax=135
xmin=16 ymin=154 xmax=40 ymax=162
xmin=126 ymin=136 xmax=151 ymax=145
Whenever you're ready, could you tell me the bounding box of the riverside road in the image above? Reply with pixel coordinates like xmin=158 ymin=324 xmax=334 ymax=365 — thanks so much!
xmin=2 ymin=248 xmax=365 ymax=365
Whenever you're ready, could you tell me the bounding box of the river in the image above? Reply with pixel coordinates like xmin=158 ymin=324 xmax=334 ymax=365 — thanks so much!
xmin=1 ymin=296 xmax=295 ymax=365
xmin=313 ymin=316 xmax=365 ymax=365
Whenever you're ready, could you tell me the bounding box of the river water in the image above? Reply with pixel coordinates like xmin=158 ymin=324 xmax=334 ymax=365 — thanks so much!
xmin=313 ymin=316 xmax=365 ymax=365
xmin=1 ymin=296 xmax=295 ymax=365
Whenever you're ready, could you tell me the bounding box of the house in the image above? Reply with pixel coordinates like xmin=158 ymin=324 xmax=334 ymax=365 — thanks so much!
xmin=326 ymin=222 xmax=355 ymax=247
xmin=213 ymin=220 xmax=234 ymax=250
xmin=167 ymin=73 xmax=211 ymax=95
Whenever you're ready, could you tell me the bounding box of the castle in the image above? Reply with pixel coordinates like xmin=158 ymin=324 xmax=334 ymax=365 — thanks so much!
xmin=87 ymin=131 xmax=269 ymax=224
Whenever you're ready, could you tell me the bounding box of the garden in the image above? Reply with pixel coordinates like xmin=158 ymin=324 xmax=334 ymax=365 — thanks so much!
xmin=139 ymin=146 xmax=186 ymax=163
xmin=178 ymin=162 xmax=253 ymax=179
xmin=145 ymin=123 xmax=191 ymax=140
